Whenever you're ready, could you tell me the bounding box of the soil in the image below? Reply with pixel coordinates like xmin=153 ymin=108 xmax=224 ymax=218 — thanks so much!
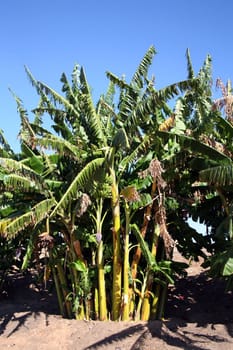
xmin=1 ymin=250 xmax=233 ymax=350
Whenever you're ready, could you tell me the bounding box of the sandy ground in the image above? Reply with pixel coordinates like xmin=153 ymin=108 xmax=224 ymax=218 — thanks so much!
xmin=0 ymin=251 xmax=233 ymax=350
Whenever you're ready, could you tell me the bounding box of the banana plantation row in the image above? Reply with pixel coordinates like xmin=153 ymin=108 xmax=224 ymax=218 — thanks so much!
xmin=0 ymin=46 xmax=233 ymax=321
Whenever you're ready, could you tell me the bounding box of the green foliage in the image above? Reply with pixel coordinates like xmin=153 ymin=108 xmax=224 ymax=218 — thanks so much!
xmin=131 ymin=223 xmax=155 ymax=267
xmin=112 ymin=128 xmax=129 ymax=150
xmin=186 ymin=49 xmax=195 ymax=79
xmin=159 ymin=132 xmax=231 ymax=162
xmin=70 ymin=259 xmax=87 ymax=272
xmin=50 ymin=157 xmax=104 ymax=216
xmin=203 ymin=243 xmax=233 ymax=290
xmin=3 ymin=46 xmax=232 ymax=321
xmin=0 ymin=129 xmax=14 ymax=157
xmin=131 ymin=223 xmax=175 ymax=285
xmin=0 ymin=198 xmax=56 ymax=238
xmin=131 ymin=45 xmax=156 ymax=88
xmin=200 ymin=165 xmax=233 ymax=187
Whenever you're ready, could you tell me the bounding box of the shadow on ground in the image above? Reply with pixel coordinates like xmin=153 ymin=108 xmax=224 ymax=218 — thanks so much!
xmin=132 ymin=320 xmax=232 ymax=350
xmin=0 ymin=270 xmax=59 ymax=337
xmin=83 ymin=272 xmax=233 ymax=350
xmin=165 ymin=272 xmax=233 ymax=326
xmin=1 ymin=269 xmax=233 ymax=350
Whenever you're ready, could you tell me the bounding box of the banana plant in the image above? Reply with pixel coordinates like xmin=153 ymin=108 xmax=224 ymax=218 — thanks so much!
xmin=199 ymin=161 xmax=233 ymax=283
xmin=0 ymin=129 xmax=24 ymax=292
xmin=0 ymin=156 xmax=57 ymax=240
xmin=1 ymin=46 xmax=204 ymax=322
xmin=158 ymin=51 xmax=233 ymax=290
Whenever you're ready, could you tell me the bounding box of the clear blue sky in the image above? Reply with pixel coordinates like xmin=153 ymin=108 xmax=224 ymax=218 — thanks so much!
xmin=1 ymin=0 xmax=232 ymax=151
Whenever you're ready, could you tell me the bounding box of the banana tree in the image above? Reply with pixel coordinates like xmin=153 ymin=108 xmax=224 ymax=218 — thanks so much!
xmin=157 ymin=51 xmax=233 ymax=289
xmin=197 ymin=115 xmax=233 ymax=284
xmin=0 ymin=147 xmax=61 ymax=307
xmin=17 ymin=64 xmax=113 ymax=319
xmin=2 ymin=46 xmax=204 ymax=321
xmin=103 ymin=45 xmax=202 ymax=320
xmin=20 ymin=49 xmax=157 ymax=320
xmin=0 ymin=128 xmax=25 ymax=292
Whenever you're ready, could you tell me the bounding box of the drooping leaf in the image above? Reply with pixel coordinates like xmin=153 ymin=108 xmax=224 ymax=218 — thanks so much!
xmin=3 ymin=174 xmax=39 ymax=192
xmin=31 ymin=133 xmax=80 ymax=158
xmin=50 ymin=157 xmax=105 ymax=216
xmin=0 ymin=157 xmax=44 ymax=183
xmin=0 ymin=198 xmax=56 ymax=238
xmin=200 ymin=165 xmax=233 ymax=187
xmin=159 ymin=131 xmax=232 ymax=162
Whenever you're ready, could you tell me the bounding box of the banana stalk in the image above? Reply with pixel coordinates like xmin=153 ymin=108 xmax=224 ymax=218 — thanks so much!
xmin=131 ymin=180 xmax=157 ymax=280
xmin=156 ymin=284 xmax=167 ymax=320
xmin=97 ymin=240 xmax=107 ymax=320
xmin=94 ymin=288 xmax=99 ymax=320
xmin=111 ymin=168 xmax=122 ymax=320
xmin=122 ymin=201 xmax=130 ymax=320
xmin=94 ymin=198 xmax=108 ymax=320
xmin=134 ymin=269 xmax=149 ymax=321
xmin=52 ymin=265 xmax=64 ymax=316
xmin=130 ymin=181 xmax=157 ymax=317
xmin=150 ymin=284 xmax=161 ymax=320
xmin=56 ymin=262 xmax=73 ymax=318
xmin=141 ymin=222 xmax=160 ymax=320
